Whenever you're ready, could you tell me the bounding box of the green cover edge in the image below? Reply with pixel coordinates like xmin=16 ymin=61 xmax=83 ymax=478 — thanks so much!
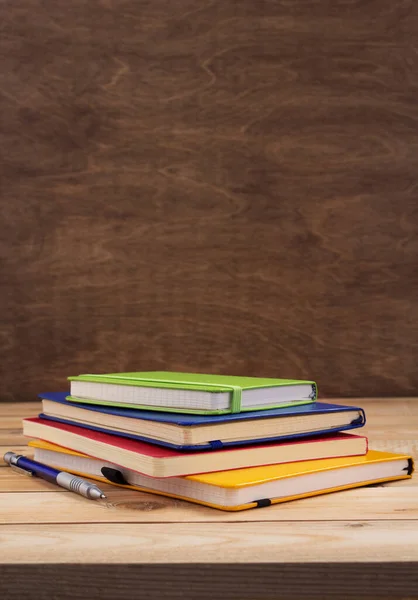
xmin=68 ymin=374 xmax=316 ymax=392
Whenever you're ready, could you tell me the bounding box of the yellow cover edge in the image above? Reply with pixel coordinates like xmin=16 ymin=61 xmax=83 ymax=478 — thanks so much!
xmin=36 ymin=467 xmax=413 ymax=511
xmin=28 ymin=440 xmax=413 ymax=488
xmin=26 ymin=440 xmax=413 ymax=512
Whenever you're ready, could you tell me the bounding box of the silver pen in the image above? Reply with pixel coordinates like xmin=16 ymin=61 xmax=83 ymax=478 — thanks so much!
xmin=4 ymin=451 xmax=107 ymax=500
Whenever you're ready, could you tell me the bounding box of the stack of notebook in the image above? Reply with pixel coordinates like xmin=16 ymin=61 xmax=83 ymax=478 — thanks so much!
xmin=22 ymin=372 xmax=414 ymax=510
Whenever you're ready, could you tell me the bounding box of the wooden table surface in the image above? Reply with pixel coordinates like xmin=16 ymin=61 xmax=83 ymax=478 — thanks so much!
xmin=1 ymin=399 xmax=418 ymax=599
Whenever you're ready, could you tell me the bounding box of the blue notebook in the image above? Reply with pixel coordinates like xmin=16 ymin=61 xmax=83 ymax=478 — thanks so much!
xmin=38 ymin=392 xmax=366 ymax=451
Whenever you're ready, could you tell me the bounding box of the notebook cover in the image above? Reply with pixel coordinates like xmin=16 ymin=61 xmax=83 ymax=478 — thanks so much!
xmin=68 ymin=371 xmax=317 ymax=392
xmin=28 ymin=441 xmax=413 ymax=512
xmin=39 ymin=392 xmax=366 ymax=451
xmin=67 ymin=371 xmax=317 ymax=415
xmin=24 ymin=417 xmax=184 ymax=459
xmin=40 ymin=392 xmax=364 ymax=426
xmin=23 ymin=417 xmax=367 ymax=477
xmin=187 ymin=450 xmax=412 ymax=488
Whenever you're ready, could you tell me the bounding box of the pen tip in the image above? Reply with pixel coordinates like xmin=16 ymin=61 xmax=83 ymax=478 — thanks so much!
xmin=100 ymin=493 xmax=106 ymax=499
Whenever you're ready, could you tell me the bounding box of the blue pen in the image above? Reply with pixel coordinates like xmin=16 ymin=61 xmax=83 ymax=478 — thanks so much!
xmin=4 ymin=452 xmax=106 ymax=500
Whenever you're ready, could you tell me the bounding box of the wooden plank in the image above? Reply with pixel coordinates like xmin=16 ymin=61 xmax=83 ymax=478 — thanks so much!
xmin=0 ymin=445 xmax=33 ymax=466
xmin=1 ymin=486 xmax=417 ymax=524
xmin=365 ymin=439 xmax=418 ymax=457
xmin=0 ymin=471 xmax=67 ymax=493
xmin=0 ymin=416 xmax=27 ymax=430
xmin=2 ymin=563 xmax=418 ymax=600
xmin=2 ymin=0 xmax=418 ymax=406
xmin=336 ymin=398 xmax=418 ymax=409
xmin=0 ymin=432 xmax=27 ymax=445
xmin=361 ymin=424 xmax=418 ymax=439
xmin=0 ymin=402 xmax=40 ymax=417
xmin=363 ymin=416 xmax=418 ymax=425
xmin=0 ymin=398 xmax=417 ymax=598
xmin=2 ymin=521 xmax=418 ymax=564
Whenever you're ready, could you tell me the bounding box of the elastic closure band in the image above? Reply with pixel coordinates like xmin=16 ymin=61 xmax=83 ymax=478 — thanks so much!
xmin=208 ymin=440 xmax=224 ymax=450
xmin=101 ymin=467 xmax=129 ymax=485
xmin=229 ymin=385 xmax=242 ymax=413
xmin=255 ymin=498 xmax=272 ymax=508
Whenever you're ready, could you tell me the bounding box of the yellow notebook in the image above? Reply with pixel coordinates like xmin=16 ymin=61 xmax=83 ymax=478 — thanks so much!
xmin=28 ymin=440 xmax=414 ymax=511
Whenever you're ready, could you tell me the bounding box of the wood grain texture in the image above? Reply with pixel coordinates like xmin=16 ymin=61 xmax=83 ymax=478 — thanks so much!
xmin=1 ymin=398 xmax=417 ymax=522
xmin=1 ymin=1 xmax=418 ymax=402
xmin=3 ymin=521 xmax=418 ymax=563
xmin=2 ymin=486 xmax=418 ymax=522
xmin=1 ymin=399 xmax=418 ymax=598
xmin=1 ymin=564 xmax=418 ymax=600
xmin=1 ymin=398 xmax=417 ymax=513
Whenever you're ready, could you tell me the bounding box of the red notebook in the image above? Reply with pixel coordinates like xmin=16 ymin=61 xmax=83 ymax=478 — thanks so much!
xmin=23 ymin=417 xmax=368 ymax=478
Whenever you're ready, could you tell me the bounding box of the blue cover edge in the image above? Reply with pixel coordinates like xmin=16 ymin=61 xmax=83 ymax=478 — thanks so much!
xmin=38 ymin=392 xmax=366 ymax=425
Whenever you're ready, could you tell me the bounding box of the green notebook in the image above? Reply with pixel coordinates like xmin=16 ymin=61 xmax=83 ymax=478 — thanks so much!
xmin=67 ymin=371 xmax=317 ymax=415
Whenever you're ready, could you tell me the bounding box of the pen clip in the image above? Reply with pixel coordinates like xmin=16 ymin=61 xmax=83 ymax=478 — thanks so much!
xmin=10 ymin=464 xmax=34 ymax=477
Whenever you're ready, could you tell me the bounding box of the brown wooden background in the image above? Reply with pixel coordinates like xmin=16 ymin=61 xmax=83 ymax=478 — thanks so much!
xmin=1 ymin=0 xmax=417 ymax=402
